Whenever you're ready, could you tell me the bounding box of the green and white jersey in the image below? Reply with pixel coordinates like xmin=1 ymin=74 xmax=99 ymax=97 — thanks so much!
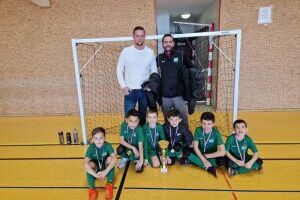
xmin=120 ymin=121 xmax=144 ymax=146
xmin=85 ymin=142 xmax=115 ymax=164
xmin=193 ymin=127 xmax=224 ymax=154
xmin=225 ymin=134 xmax=258 ymax=160
xmin=143 ymin=123 xmax=165 ymax=149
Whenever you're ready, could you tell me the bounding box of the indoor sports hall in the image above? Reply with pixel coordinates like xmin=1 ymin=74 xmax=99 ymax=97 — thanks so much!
xmin=1 ymin=0 xmax=299 ymax=200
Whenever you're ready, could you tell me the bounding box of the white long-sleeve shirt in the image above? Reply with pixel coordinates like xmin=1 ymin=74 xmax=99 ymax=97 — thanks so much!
xmin=116 ymin=45 xmax=157 ymax=89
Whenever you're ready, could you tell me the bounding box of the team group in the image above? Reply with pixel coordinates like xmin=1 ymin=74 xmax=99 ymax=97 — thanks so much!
xmin=84 ymin=26 xmax=263 ymax=200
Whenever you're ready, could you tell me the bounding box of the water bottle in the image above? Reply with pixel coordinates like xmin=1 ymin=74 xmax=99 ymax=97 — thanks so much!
xmin=66 ymin=132 xmax=72 ymax=144
xmin=58 ymin=131 xmax=64 ymax=144
xmin=73 ymin=128 xmax=79 ymax=144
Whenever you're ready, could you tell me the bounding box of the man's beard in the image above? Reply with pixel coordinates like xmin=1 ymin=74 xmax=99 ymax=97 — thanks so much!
xmin=135 ymin=41 xmax=144 ymax=46
xmin=164 ymin=46 xmax=173 ymax=51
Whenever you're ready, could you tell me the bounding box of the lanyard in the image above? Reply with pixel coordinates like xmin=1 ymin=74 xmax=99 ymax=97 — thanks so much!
xmin=202 ymin=130 xmax=212 ymax=153
xmin=127 ymin=126 xmax=136 ymax=145
xmin=169 ymin=126 xmax=178 ymax=149
xmin=95 ymin=146 xmax=104 ymax=170
xmin=148 ymin=126 xmax=157 ymax=148
xmin=235 ymin=135 xmax=246 ymax=162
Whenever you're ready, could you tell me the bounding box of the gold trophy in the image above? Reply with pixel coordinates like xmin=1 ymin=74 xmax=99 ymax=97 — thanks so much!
xmin=158 ymin=140 xmax=169 ymax=173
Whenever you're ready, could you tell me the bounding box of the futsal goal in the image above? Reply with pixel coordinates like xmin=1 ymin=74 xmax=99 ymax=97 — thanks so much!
xmin=72 ymin=30 xmax=241 ymax=144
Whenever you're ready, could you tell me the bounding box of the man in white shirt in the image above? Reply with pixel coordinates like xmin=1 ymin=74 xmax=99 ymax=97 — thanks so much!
xmin=116 ymin=26 xmax=157 ymax=125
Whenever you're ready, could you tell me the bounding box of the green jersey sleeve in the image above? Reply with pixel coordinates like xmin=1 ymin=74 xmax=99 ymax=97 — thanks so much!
xmin=120 ymin=121 xmax=127 ymax=137
xmin=106 ymin=142 xmax=115 ymax=155
xmin=157 ymin=123 xmax=166 ymax=140
xmin=142 ymin=127 xmax=148 ymax=160
xmin=137 ymin=126 xmax=144 ymax=143
xmin=247 ymin=136 xmax=258 ymax=153
xmin=225 ymin=135 xmax=234 ymax=152
xmin=215 ymin=129 xmax=224 ymax=145
xmin=193 ymin=127 xmax=201 ymax=141
xmin=85 ymin=144 xmax=94 ymax=159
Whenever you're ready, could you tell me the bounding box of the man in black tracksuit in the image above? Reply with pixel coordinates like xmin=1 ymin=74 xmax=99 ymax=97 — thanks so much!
xmin=157 ymin=34 xmax=193 ymax=128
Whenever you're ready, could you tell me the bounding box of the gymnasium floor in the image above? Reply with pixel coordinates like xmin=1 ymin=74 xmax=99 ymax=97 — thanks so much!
xmin=0 ymin=111 xmax=299 ymax=200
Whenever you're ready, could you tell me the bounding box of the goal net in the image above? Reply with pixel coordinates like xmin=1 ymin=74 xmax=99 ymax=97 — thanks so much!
xmin=72 ymin=30 xmax=241 ymax=144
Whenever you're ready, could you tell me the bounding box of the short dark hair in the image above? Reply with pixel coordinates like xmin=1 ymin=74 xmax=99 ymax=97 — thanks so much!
xmin=167 ymin=109 xmax=181 ymax=119
xmin=162 ymin=34 xmax=174 ymax=43
xmin=126 ymin=109 xmax=140 ymax=118
xmin=233 ymin=119 xmax=247 ymax=128
xmin=91 ymin=127 xmax=105 ymax=137
xmin=200 ymin=112 xmax=215 ymax=123
xmin=147 ymin=109 xmax=158 ymax=116
xmin=133 ymin=26 xmax=145 ymax=35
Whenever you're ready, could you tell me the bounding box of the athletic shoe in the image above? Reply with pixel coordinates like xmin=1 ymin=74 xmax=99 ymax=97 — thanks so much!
xmin=118 ymin=157 xmax=129 ymax=169
xmin=228 ymin=167 xmax=237 ymax=176
xmin=88 ymin=188 xmax=98 ymax=200
xmin=207 ymin=166 xmax=217 ymax=177
xmin=105 ymin=183 xmax=113 ymax=200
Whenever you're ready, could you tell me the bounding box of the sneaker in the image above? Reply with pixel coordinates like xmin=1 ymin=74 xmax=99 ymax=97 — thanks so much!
xmin=228 ymin=167 xmax=237 ymax=176
xmin=88 ymin=188 xmax=98 ymax=200
xmin=207 ymin=167 xmax=217 ymax=177
xmin=118 ymin=157 xmax=129 ymax=169
xmin=258 ymin=165 xmax=263 ymax=171
xmin=179 ymin=157 xmax=191 ymax=165
xmin=105 ymin=183 xmax=113 ymax=200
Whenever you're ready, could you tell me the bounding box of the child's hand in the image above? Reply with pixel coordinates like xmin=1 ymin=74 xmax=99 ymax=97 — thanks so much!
xmin=166 ymin=156 xmax=172 ymax=164
xmin=135 ymin=160 xmax=143 ymax=170
xmin=236 ymin=160 xmax=245 ymax=167
xmin=245 ymin=162 xmax=252 ymax=169
xmin=203 ymin=160 xmax=212 ymax=168
xmin=132 ymin=147 xmax=139 ymax=158
xmin=96 ymin=171 xmax=106 ymax=180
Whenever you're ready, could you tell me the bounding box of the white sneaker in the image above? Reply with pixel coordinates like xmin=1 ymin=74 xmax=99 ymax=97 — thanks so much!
xmin=118 ymin=157 xmax=129 ymax=169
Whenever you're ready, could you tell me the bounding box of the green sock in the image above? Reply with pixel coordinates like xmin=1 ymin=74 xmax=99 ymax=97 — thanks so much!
xmin=106 ymin=167 xmax=115 ymax=183
xmin=87 ymin=173 xmax=95 ymax=188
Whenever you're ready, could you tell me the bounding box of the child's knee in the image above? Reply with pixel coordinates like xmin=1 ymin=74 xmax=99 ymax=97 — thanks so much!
xmin=105 ymin=156 xmax=112 ymax=166
xmin=89 ymin=162 xmax=98 ymax=171
xmin=116 ymin=145 xmax=126 ymax=155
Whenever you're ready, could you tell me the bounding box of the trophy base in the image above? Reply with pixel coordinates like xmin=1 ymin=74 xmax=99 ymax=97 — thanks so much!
xmin=161 ymin=167 xmax=168 ymax=173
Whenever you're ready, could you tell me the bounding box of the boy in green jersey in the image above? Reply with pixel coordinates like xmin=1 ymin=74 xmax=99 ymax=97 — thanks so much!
xmin=225 ymin=119 xmax=263 ymax=176
xmin=117 ymin=109 xmax=144 ymax=172
xmin=84 ymin=127 xmax=116 ymax=200
xmin=188 ymin=112 xmax=226 ymax=177
xmin=143 ymin=109 xmax=166 ymax=168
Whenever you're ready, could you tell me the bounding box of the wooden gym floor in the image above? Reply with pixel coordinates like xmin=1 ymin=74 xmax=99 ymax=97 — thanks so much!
xmin=0 ymin=111 xmax=299 ymax=199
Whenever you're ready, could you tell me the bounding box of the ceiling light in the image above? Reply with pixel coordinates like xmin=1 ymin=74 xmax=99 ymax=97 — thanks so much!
xmin=181 ymin=13 xmax=191 ymax=19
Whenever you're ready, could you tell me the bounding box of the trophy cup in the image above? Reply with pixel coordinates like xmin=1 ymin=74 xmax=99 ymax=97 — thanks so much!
xmin=158 ymin=140 xmax=169 ymax=173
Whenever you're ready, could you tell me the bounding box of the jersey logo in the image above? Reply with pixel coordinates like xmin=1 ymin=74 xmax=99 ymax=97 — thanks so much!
xmin=209 ymin=139 xmax=214 ymax=143
xmin=241 ymin=146 xmax=247 ymax=150
xmin=102 ymin=152 xmax=107 ymax=156
xmin=173 ymin=57 xmax=179 ymax=63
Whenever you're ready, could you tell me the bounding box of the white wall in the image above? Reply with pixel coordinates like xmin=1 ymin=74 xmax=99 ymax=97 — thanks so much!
xmin=156 ymin=11 xmax=170 ymax=53
xmin=197 ymin=0 xmax=219 ymax=30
